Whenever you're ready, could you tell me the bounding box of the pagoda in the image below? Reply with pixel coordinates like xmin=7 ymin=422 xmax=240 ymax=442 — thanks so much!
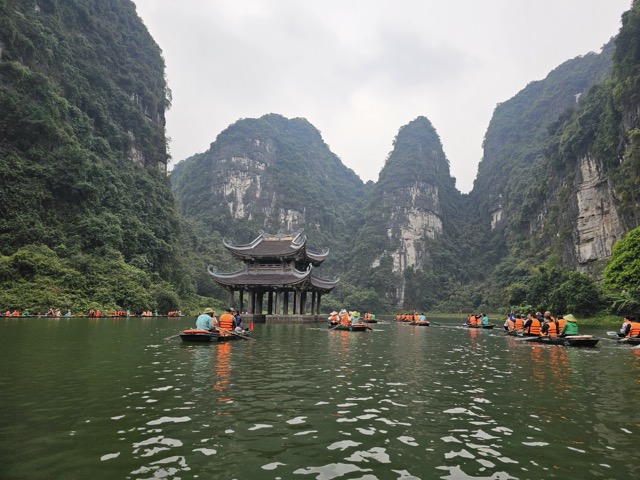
xmin=207 ymin=230 xmax=338 ymax=321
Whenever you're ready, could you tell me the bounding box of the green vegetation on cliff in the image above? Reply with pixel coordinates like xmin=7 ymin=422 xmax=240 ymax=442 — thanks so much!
xmin=0 ymin=0 xmax=191 ymax=312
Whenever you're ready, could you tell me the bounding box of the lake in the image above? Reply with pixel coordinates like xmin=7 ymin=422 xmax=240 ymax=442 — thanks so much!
xmin=0 ymin=316 xmax=638 ymax=479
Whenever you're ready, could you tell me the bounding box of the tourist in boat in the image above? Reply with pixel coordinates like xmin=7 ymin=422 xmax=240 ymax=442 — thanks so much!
xmin=504 ymin=315 xmax=515 ymax=331
xmin=328 ymin=311 xmax=339 ymax=325
xmin=619 ymin=316 xmax=632 ymax=336
xmin=339 ymin=309 xmax=351 ymax=325
xmin=418 ymin=312 xmax=429 ymax=324
xmin=540 ymin=312 xmax=558 ymax=338
xmin=218 ymin=308 xmax=235 ymax=334
xmin=481 ymin=313 xmax=489 ymax=325
xmin=523 ymin=312 xmax=541 ymax=335
xmin=196 ymin=308 xmax=215 ymax=330
xmin=622 ymin=316 xmax=640 ymax=337
xmin=559 ymin=314 xmax=579 ymax=337
xmin=233 ymin=309 xmax=243 ymax=332
xmin=513 ymin=314 xmax=524 ymax=330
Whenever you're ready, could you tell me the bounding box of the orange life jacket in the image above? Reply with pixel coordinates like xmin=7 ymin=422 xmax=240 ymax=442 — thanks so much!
xmin=557 ymin=318 xmax=566 ymax=331
xmin=526 ymin=318 xmax=541 ymax=335
xmin=542 ymin=320 xmax=557 ymax=337
xmin=514 ymin=318 xmax=523 ymax=329
xmin=629 ymin=321 xmax=640 ymax=337
xmin=340 ymin=313 xmax=350 ymax=325
xmin=219 ymin=313 xmax=234 ymax=332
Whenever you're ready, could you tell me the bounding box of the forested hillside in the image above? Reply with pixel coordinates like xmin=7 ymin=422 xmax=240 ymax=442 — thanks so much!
xmin=4 ymin=0 xmax=640 ymax=317
xmin=170 ymin=114 xmax=368 ymax=284
xmin=0 ymin=0 xmax=192 ymax=313
xmin=172 ymin=2 xmax=640 ymax=316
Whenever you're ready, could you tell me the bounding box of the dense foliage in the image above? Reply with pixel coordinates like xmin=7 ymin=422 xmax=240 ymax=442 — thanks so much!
xmin=0 ymin=0 xmax=194 ymax=313
xmin=3 ymin=0 xmax=640 ymax=317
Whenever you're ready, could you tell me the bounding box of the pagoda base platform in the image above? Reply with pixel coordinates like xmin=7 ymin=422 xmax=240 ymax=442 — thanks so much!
xmin=246 ymin=314 xmax=324 ymax=324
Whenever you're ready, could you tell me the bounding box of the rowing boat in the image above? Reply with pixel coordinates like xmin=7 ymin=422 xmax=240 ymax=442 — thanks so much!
xmin=467 ymin=324 xmax=495 ymax=329
xmin=408 ymin=321 xmax=430 ymax=326
xmin=526 ymin=335 xmax=599 ymax=347
xmin=179 ymin=329 xmax=251 ymax=342
xmin=328 ymin=323 xmax=370 ymax=332
xmin=612 ymin=336 xmax=640 ymax=345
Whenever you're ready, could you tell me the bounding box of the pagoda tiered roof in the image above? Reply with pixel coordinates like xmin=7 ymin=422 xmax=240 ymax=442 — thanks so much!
xmin=223 ymin=230 xmax=329 ymax=266
xmin=207 ymin=264 xmax=338 ymax=293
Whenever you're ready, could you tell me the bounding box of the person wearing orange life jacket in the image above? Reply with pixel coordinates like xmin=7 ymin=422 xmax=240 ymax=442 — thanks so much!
xmin=628 ymin=317 xmax=640 ymax=337
xmin=556 ymin=315 xmax=566 ymax=333
xmin=339 ymin=309 xmax=351 ymax=325
xmin=540 ymin=311 xmax=558 ymax=338
xmin=513 ymin=314 xmax=524 ymax=330
xmin=218 ymin=308 xmax=235 ymax=335
xmin=523 ymin=312 xmax=541 ymax=335
xmin=619 ymin=316 xmax=632 ymax=337
xmin=328 ymin=311 xmax=339 ymax=325
xmin=504 ymin=315 xmax=515 ymax=331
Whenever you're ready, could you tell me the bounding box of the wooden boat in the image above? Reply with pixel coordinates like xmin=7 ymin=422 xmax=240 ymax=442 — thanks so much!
xmin=527 ymin=335 xmax=599 ymax=347
xmin=506 ymin=330 xmax=538 ymax=337
xmin=363 ymin=319 xmax=378 ymax=323
xmin=408 ymin=321 xmax=430 ymax=326
xmin=613 ymin=336 xmax=640 ymax=345
xmin=328 ymin=323 xmax=370 ymax=331
xmin=179 ymin=329 xmax=250 ymax=342
xmin=467 ymin=324 xmax=495 ymax=329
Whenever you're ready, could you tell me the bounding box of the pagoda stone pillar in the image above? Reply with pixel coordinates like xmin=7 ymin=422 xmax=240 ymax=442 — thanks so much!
xmin=239 ymin=290 xmax=244 ymax=313
xmin=256 ymin=291 xmax=263 ymax=314
xmin=295 ymin=290 xmax=302 ymax=315
xmin=267 ymin=291 xmax=273 ymax=315
xmin=316 ymin=293 xmax=322 ymax=314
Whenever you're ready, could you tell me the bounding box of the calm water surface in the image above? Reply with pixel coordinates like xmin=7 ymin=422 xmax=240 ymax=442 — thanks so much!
xmin=0 ymin=316 xmax=638 ymax=479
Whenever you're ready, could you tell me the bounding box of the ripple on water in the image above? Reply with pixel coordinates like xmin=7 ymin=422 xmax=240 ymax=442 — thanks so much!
xmin=293 ymin=462 xmax=373 ymax=478
xmin=146 ymin=416 xmax=190 ymax=426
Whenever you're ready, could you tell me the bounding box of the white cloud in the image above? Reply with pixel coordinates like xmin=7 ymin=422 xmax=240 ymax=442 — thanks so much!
xmin=133 ymin=0 xmax=631 ymax=193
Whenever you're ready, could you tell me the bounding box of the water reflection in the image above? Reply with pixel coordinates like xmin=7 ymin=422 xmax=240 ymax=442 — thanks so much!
xmin=1 ymin=317 xmax=639 ymax=479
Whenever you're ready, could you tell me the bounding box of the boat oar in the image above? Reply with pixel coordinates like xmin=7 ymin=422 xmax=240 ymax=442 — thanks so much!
xmin=164 ymin=333 xmax=182 ymax=340
xmin=219 ymin=328 xmax=255 ymax=341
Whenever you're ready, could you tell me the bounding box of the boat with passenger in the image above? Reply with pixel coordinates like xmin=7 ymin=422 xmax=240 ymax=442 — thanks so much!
xmin=179 ymin=328 xmax=252 ymax=342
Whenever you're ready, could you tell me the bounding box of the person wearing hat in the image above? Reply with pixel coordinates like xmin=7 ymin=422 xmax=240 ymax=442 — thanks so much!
xmin=328 ymin=311 xmax=339 ymax=325
xmin=196 ymin=308 xmax=215 ymax=330
xmin=559 ymin=314 xmax=579 ymax=337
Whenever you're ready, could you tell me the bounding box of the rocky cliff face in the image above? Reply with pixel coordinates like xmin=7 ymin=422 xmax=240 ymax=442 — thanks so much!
xmin=573 ymin=156 xmax=624 ymax=270
xmin=374 ymin=182 xmax=443 ymax=273
xmin=171 ymin=114 xmax=366 ymax=275
xmin=353 ymin=117 xmax=460 ymax=307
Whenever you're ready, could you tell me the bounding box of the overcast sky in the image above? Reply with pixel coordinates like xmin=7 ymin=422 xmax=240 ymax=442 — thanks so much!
xmin=132 ymin=0 xmax=631 ymax=193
